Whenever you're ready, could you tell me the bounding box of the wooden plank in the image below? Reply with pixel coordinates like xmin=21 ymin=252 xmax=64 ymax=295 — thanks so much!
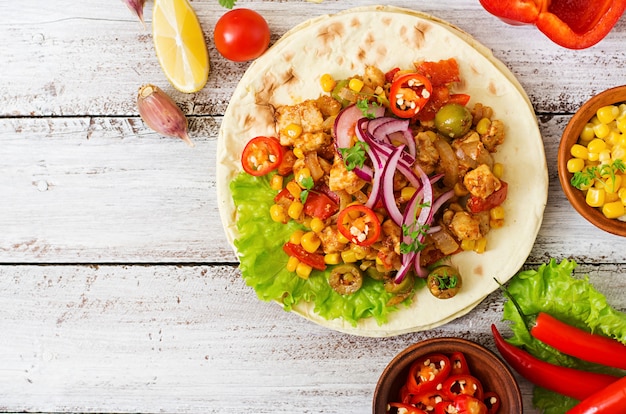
xmin=2 ymin=0 xmax=626 ymax=117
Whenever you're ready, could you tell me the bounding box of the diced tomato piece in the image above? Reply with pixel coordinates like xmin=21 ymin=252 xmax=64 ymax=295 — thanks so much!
xmin=282 ymin=242 xmax=326 ymax=271
xmin=304 ymin=192 xmax=338 ymax=220
xmin=467 ymin=181 xmax=508 ymax=213
xmin=416 ymin=58 xmax=461 ymax=86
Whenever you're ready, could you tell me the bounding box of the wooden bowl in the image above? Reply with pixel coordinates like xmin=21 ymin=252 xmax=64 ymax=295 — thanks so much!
xmin=558 ymin=85 xmax=626 ymax=237
xmin=372 ymin=337 xmax=522 ymax=413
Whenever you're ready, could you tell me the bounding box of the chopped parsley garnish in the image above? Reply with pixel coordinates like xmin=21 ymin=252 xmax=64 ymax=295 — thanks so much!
xmin=299 ymin=176 xmax=314 ymax=203
xmin=339 ymin=141 xmax=369 ymax=171
xmin=571 ymin=159 xmax=626 ymax=189
xmin=399 ymin=202 xmax=431 ymax=254
xmin=435 ymin=272 xmax=459 ymax=290
xmin=356 ymin=98 xmax=382 ymax=119
xmin=218 ymin=0 xmax=236 ymax=8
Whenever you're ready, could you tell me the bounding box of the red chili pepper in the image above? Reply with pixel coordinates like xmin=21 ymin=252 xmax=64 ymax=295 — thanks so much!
xmin=435 ymin=395 xmax=488 ymax=414
xmin=449 ymin=351 xmax=471 ymax=376
xmin=336 ymin=204 xmax=381 ymax=247
xmin=482 ymin=391 xmax=501 ymax=414
xmin=499 ymin=281 xmax=626 ymax=370
xmin=241 ymin=136 xmax=284 ymax=176
xmin=389 ymin=73 xmax=433 ymax=118
xmin=467 ymin=181 xmax=508 ymax=213
xmin=478 ymin=0 xmax=626 ymax=49
xmin=404 ymin=389 xmax=449 ymax=410
xmin=441 ymin=374 xmax=484 ymax=401
xmin=566 ymin=376 xmax=626 ymax=414
xmin=282 ymin=242 xmax=326 ymax=271
xmin=491 ymin=324 xmax=620 ymax=401
xmin=406 ymin=353 xmax=452 ymax=394
xmin=387 ymin=402 xmax=428 ymax=414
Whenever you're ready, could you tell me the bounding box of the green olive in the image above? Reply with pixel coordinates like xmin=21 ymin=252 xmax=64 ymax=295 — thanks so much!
xmin=434 ymin=103 xmax=473 ymax=139
xmin=364 ymin=263 xmax=386 ymax=281
xmin=329 ymin=263 xmax=363 ymax=295
xmin=384 ymin=272 xmax=415 ymax=294
xmin=427 ymin=265 xmax=462 ymax=299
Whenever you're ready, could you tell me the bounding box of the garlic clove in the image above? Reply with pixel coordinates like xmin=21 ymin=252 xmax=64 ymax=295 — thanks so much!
xmin=122 ymin=0 xmax=147 ymax=28
xmin=137 ymin=84 xmax=194 ymax=147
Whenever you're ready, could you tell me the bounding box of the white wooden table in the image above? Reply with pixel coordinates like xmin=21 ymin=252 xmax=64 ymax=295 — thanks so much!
xmin=2 ymin=1 xmax=626 ymax=412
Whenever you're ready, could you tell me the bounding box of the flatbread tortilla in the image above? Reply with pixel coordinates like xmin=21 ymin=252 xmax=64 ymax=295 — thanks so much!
xmin=216 ymin=5 xmax=547 ymax=337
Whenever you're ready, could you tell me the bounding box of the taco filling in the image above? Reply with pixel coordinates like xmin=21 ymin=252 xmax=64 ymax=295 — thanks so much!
xmin=230 ymin=58 xmax=508 ymax=326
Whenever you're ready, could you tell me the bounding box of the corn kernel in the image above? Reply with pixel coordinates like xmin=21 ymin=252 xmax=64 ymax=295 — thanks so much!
xmin=598 ymin=149 xmax=612 ymax=164
xmin=587 ymin=151 xmax=599 ymax=162
xmin=296 ymin=168 xmax=312 ymax=187
xmin=612 ymin=145 xmax=626 ymax=161
xmin=619 ymin=187 xmax=626 ymax=204
xmin=597 ymin=105 xmax=619 ymax=125
xmin=283 ymin=123 xmax=303 ymax=140
xmin=586 ymin=187 xmax=606 ymax=207
xmin=296 ymin=262 xmax=313 ymax=279
xmin=593 ymin=123 xmax=611 ymax=139
xmin=567 ymin=158 xmax=586 ymax=173
xmin=337 ymin=231 xmax=350 ymax=244
xmin=350 ymin=244 xmax=367 ymax=260
xmin=286 ymin=256 xmax=299 ymax=272
xmin=341 ymin=249 xmax=358 ymax=263
xmin=606 ymin=191 xmax=620 ymax=203
xmin=492 ymin=162 xmax=504 ymax=179
xmin=474 ymin=237 xmax=487 ymax=254
xmin=320 ymin=73 xmax=336 ymax=93
xmin=290 ymin=229 xmax=305 ymax=245
xmin=310 ymin=217 xmax=325 ymax=233
xmin=490 ymin=205 xmax=505 ymax=220
xmin=579 ymin=123 xmax=596 ymax=143
xmin=602 ymin=200 xmax=625 ymax=219
xmin=288 ymin=201 xmax=304 ymax=219
xmin=490 ymin=218 xmax=505 ymax=229
xmin=453 ymin=183 xmax=469 ymax=197
xmin=286 ymin=181 xmax=302 ymax=199
xmin=324 ymin=253 xmax=341 ymax=265
xmin=270 ymin=174 xmax=283 ymax=191
xmin=302 ymin=216 xmax=312 ymax=229
xmin=460 ymin=239 xmax=475 ymax=251
xmin=587 ymin=138 xmax=607 ymax=154
xmin=348 ymin=78 xmax=364 ymax=92
xmin=401 ymin=186 xmax=417 ymax=201
xmin=617 ymin=116 xmax=626 ymax=134
xmin=269 ymin=204 xmax=287 ymax=223
xmin=475 ymin=118 xmax=491 ymax=135
xmin=293 ymin=147 xmax=305 ymax=159
xmin=301 ymin=231 xmax=321 ymax=253
xmin=570 ymin=144 xmax=589 ymax=160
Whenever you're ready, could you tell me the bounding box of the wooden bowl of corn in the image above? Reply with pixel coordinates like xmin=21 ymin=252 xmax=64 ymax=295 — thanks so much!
xmin=558 ymin=85 xmax=626 ymax=237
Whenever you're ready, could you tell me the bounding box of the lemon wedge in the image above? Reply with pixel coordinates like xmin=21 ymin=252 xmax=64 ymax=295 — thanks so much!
xmin=152 ymin=0 xmax=210 ymax=93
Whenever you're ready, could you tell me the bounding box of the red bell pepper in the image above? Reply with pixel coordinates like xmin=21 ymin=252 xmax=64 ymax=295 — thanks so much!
xmin=479 ymin=0 xmax=626 ymax=49
xmin=491 ymin=324 xmax=620 ymax=401
xmin=566 ymin=376 xmax=626 ymax=414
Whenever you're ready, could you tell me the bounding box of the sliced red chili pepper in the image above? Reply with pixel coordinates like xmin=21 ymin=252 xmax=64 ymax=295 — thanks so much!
xmin=449 ymin=351 xmax=470 ymax=376
xmin=406 ymin=353 xmax=452 ymax=394
xmin=241 ymin=136 xmax=284 ymax=176
xmin=336 ymin=205 xmax=381 ymax=246
xmin=405 ymin=389 xmax=450 ymax=411
xmin=491 ymin=324 xmax=620 ymax=401
xmin=387 ymin=402 xmax=428 ymax=414
xmin=282 ymin=242 xmax=326 ymax=271
xmin=447 ymin=93 xmax=471 ymax=107
xmin=482 ymin=391 xmax=501 ymax=414
xmin=303 ymin=191 xmax=338 ymax=220
xmin=566 ymin=375 xmax=626 ymax=414
xmin=439 ymin=394 xmax=487 ymax=414
xmin=499 ymin=282 xmax=626 ymax=371
xmin=389 ymin=73 xmax=433 ymax=118
xmin=467 ymin=181 xmax=508 ymax=213
xmin=442 ymin=374 xmax=484 ymax=401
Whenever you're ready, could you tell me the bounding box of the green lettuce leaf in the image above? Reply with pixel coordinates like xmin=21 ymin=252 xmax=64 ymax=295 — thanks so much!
xmin=230 ymin=171 xmax=416 ymax=326
xmin=501 ymin=258 xmax=626 ymax=414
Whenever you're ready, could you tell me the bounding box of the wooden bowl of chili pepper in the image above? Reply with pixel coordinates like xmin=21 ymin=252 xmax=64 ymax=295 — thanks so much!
xmin=558 ymin=85 xmax=626 ymax=237
xmin=372 ymin=337 xmax=522 ymax=414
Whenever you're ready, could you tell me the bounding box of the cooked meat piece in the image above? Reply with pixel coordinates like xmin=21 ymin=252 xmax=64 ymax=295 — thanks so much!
xmin=276 ymin=100 xmax=325 ymax=147
xmin=481 ymin=119 xmax=505 ymax=152
xmin=381 ymin=219 xmax=402 ymax=255
xmin=318 ymin=226 xmax=346 ymax=254
xmin=414 ymin=131 xmax=440 ymax=175
xmin=449 ymin=211 xmax=483 ymax=241
xmin=329 ymin=155 xmax=366 ymax=194
xmin=463 ymin=164 xmax=501 ymax=199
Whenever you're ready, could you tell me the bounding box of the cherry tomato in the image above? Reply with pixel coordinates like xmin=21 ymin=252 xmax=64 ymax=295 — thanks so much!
xmin=282 ymin=242 xmax=326 ymax=271
xmin=241 ymin=136 xmax=283 ymax=176
xmin=336 ymin=205 xmax=381 ymax=247
xmin=214 ymin=8 xmax=270 ymax=62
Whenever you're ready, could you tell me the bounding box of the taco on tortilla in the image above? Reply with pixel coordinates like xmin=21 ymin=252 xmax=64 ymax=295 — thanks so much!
xmin=216 ymin=6 xmax=547 ymax=337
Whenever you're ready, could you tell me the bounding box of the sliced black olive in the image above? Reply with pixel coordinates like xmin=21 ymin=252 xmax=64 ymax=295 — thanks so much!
xmin=329 ymin=263 xmax=363 ymax=295
xmin=427 ymin=265 xmax=462 ymax=299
